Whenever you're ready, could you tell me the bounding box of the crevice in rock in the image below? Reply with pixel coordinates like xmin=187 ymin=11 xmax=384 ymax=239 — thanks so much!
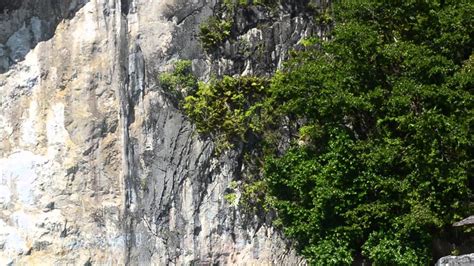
xmin=120 ymin=0 xmax=129 ymax=15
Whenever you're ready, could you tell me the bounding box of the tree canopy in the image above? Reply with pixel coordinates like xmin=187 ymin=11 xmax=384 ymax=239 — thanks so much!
xmin=184 ymin=0 xmax=473 ymax=264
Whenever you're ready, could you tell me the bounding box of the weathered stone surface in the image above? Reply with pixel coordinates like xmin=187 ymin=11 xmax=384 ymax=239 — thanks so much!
xmin=1 ymin=0 xmax=126 ymax=264
xmin=436 ymin=253 xmax=474 ymax=266
xmin=454 ymin=216 xmax=474 ymax=227
xmin=0 ymin=0 xmax=90 ymax=73
xmin=0 ymin=0 xmax=315 ymax=264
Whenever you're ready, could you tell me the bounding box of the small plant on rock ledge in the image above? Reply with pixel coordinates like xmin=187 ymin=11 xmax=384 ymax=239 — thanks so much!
xmin=158 ymin=60 xmax=197 ymax=98
xmin=199 ymin=17 xmax=233 ymax=52
xmin=224 ymin=192 xmax=238 ymax=206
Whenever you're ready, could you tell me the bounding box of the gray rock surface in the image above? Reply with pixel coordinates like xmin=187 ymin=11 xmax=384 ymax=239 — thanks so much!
xmin=454 ymin=216 xmax=474 ymax=227
xmin=0 ymin=0 xmax=320 ymax=264
xmin=436 ymin=253 xmax=474 ymax=266
xmin=0 ymin=0 xmax=89 ymax=73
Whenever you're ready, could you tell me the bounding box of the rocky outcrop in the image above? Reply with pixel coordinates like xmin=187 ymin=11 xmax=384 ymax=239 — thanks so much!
xmin=436 ymin=253 xmax=474 ymax=266
xmin=0 ymin=0 xmax=319 ymax=264
xmin=454 ymin=216 xmax=474 ymax=227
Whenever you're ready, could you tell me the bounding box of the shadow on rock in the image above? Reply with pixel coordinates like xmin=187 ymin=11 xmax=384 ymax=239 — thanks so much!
xmin=0 ymin=0 xmax=89 ymax=73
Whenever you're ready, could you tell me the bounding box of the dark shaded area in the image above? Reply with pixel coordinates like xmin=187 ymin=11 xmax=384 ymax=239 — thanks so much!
xmin=121 ymin=0 xmax=129 ymax=14
xmin=433 ymin=227 xmax=474 ymax=262
xmin=0 ymin=0 xmax=23 ymax=13
xmin=0 ymin=0 xmax=89 ymax=73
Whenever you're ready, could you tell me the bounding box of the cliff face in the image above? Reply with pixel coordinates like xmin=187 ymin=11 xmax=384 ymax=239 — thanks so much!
xmin=0 ymin=0 xmax=315 ymax=264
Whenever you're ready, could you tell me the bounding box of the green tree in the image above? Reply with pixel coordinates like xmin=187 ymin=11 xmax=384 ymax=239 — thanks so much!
xmin=264 ymin=0 xmax=473 ymax=264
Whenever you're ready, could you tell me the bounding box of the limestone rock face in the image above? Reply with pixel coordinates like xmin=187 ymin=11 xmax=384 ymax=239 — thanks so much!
xmin=436 ymin=253 xmax=474 ymax=266
xmin=0 ymin=0 xmax=315 ymax=264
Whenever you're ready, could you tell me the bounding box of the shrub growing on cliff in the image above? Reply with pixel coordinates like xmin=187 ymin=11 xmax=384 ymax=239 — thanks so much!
xmin=183 ymin=76 xmax=268 ymax=149
xmin=159 ymin=60 xmax=197 ymax=97
xmin=199 ymin=17 xmax=233 ymax=52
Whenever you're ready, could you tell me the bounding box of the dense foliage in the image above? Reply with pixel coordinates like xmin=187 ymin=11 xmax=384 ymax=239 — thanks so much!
xmin=185 ymin=0 xmax=473 ymax=264
xmin=265 ymin=1 xmax=473 ymax=264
